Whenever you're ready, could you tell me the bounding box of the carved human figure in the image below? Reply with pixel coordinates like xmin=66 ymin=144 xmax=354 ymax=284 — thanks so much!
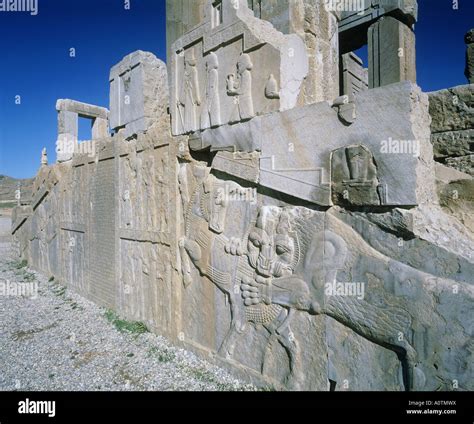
xmin=227 ymin=53 xmax=255 ymax=122
xmin=201 ymin=52 xmax=222 ymax=129
xmin=178 ymin=48 xmax=201 ymax=133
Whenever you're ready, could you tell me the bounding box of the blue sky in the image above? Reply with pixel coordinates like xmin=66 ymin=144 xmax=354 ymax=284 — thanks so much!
xmin=0 ymin=0 xmax=472 ymax=179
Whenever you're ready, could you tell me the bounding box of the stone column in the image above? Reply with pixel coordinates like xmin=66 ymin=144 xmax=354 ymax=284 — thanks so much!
xmin=465 ymin=29 xmax=474 ymax=84
xmin=92 ymin=117 xmax=109 ymax=139
xmin=298 ymin=2 xmax=340 ymax=104
xmin=341 ymin=52 xmax=368 ymax=96
xmin=247 ymin=0 xmax=342 ymax=104
xmin=57 ymin=109 xmax=78 ymax=163
xmin=368 ymin=16 xmax=416 ymax=88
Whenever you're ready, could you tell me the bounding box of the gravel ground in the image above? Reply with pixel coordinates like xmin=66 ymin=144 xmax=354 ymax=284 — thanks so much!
xmin=0 ymin=217 xmax=255 ymax=391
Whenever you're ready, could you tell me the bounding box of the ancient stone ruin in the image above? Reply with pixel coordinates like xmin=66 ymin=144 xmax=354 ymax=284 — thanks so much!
xmin=11 ymin=1 xmax=473 ymax=391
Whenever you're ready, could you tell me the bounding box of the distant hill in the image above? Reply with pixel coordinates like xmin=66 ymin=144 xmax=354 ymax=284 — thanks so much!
xmin=0 ymin=175 xmax=34 ymax=205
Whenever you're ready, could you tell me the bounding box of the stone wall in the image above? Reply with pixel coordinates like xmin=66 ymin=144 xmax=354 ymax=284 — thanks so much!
xmin=11 ymin=1 xmax=474 ymax=391
xmin=13 ymin=83 xmax=474 ymax=390
xmin=429 ymin=85 xmax=474 ymax=176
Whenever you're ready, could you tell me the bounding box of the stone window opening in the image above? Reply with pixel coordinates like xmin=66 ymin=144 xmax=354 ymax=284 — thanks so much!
xmin=78 ymin=115 xmax=94 ymax=142
xmin=212 ymin=1 xmax=223 ymax=28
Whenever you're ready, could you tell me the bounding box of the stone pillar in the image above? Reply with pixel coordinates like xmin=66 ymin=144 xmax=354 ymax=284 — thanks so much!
xmin=298 ymin=2 xmax=340 ymax=104
xmin=465 ymin=29 xmax=474 ymax=84
xmin=368 ymin=16 xmax=416 ymax=89
xmin=341 ymin=52 xmax=368 ymax=96
xmin=57 ymin=109 xmax=78 ymax=163
xmin=254 ymin=0 xmax=340 ymax=104
xmin=92 ymin=117 xmax=109 ymax=139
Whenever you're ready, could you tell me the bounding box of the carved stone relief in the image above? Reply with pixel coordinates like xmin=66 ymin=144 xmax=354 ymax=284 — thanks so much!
xmin=170 ymin=0 xmax=308 ymax=135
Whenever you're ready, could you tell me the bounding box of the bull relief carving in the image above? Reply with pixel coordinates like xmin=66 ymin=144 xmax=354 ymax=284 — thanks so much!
xmin=179 ymin=166 xmax=426 ymax=391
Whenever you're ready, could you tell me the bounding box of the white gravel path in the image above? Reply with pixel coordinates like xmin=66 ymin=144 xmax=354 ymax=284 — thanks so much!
xmin=0 ymin=216 xmax=255 ymax=392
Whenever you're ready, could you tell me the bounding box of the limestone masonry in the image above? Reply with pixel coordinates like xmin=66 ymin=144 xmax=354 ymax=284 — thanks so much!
xmin=11 ymin=1 xmax=474 ymax=391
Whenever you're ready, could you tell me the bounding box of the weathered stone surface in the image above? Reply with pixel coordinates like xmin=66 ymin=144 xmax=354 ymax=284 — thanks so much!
xmin=201 ymin=81 xmax=436 ymax=207
xmin=445 ymin=155 xmax=474 ymax=176
xmin=212 ymin=151 xmax=260 ymax=183
xmin=167 ymin=1 xmax=340 ymax=106
xmin=109 ymin=51 xmax=169 ymax=139
xmin=436 ymin=163 xmax=474 ymax=232
xmin=249 ymin=0 xmax=341 ymax=105
xmin=429 ymin=85 xmax=474 ymax=133
xmin=56 ymin=99 xmax=109 ymax=119
xmin=297 ymin=1 xmax=340 ymax=104
xmin=170 ymin=0 xmax=308 ymax=135
xmin=431 ymin=129 xmax=473 ymax=159
xmin=368 ymin=16 xmax=416 ymax=88
xmin=176 ymin=167 xmax=473 ymax=390
xmin=429 ymin=85 xmax=474 ymax=175
xmin=166 ymin=0 xmax=207 ymax=64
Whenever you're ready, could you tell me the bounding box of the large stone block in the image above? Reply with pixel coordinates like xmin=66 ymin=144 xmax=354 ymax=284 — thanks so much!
xmin=170 ymin=0 xmax=308 ymax=135
xmin=109 ymin=51 xmax=169 ymax=138
xmin=200 ymin=81 xmax=435 ymax=207
xmin=445 ymin=155 xmax=474 ymax=177
xmin=431 ymin=129 xmax=473 ymax=159
xmin=299 ymin=1 xmax=340 ymax=104
xmin=429 ymin=85 xmax=474 ymax=133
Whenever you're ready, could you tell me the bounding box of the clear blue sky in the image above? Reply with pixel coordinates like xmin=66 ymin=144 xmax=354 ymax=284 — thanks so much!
xmin=0 ymin=0 xmax=472 ymax=179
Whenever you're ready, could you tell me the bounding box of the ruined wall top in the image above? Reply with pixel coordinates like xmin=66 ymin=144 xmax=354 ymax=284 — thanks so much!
xmin=169 ymin=0 xmax=308 ymax=135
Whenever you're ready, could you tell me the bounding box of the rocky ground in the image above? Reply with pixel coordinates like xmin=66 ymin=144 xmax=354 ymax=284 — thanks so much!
xmin=0 ymin=175 xmax=33 ymax=204
xmin=0 ymin=216 xmax=255 ymax=391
